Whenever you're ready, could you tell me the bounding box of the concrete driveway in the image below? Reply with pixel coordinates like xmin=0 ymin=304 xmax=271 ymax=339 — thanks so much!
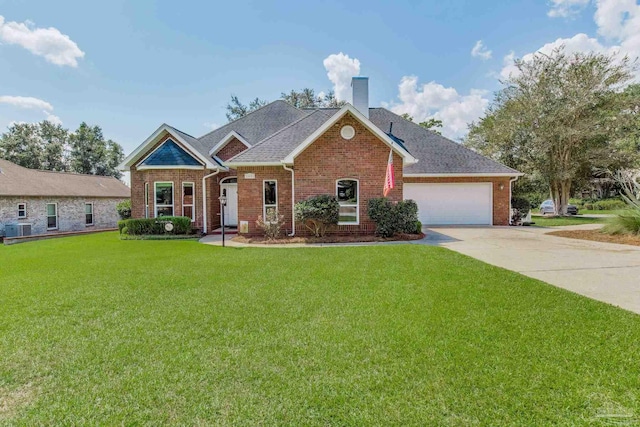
xmin=425 ymin=226 xmax=640 ymax=314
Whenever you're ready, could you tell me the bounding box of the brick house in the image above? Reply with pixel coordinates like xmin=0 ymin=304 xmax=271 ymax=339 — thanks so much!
xmin=0 ymin=159 xmax=130 ymax=237
xmin=119 ymin=78 xmax=522 ymax=236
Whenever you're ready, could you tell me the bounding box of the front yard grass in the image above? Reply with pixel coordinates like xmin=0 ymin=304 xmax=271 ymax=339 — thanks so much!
xmin=532 ymin=215 xmax=605 ymax=227
xmin=1 ymin=232 xmax=639 ymax=425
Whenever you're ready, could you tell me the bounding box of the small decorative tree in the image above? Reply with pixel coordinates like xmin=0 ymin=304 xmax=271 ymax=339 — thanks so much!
xmin=256 ymin=212 xmax=286 ymax=240
xmin=294 ymin=195 xmax=339 ymax=237
xmin=116 ymin=199 xmax=132 ymax=220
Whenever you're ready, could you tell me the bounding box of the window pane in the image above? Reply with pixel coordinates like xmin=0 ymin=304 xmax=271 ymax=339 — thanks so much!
xmin=157 ymin=206 xmax=173 ymax=217
xmin=264 ymin=181 xmax=276 ymax=205
xmin=339 ymin=206 xmax=357 ymax=223
xmin=86 ymin=214 xmax=93 ymax=225
xmin=85 ymin=204 xmax=92 ymax=214
xmin=183 ymin=183 xmax=193 ymax=197
xmin=47 ymin=216 xmax=57 ymax=228
xmin=264 ymin=206 xmax=277 ymax=220
xmin=47 ymin=204 xmax=56 ymax=216
xmin=156 ymin=183 xmax=173 ymax=205
xmin=337 ymin=180 xmax=357 ymax=203
xmin=183 ymin=206 xmax=193 ymax=220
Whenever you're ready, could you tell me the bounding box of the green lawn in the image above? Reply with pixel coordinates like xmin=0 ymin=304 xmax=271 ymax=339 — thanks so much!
xmin=1 ymin=233 xmax=639 ymax=425
xmin=532 ymin=215 xmax=605 ymax=227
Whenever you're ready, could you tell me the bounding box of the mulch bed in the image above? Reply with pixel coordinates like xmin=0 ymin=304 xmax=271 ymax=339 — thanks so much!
xmin=547 ymin=229 xmax=640 ymax=247
xmin=232 ymin=233 xmax=425 ymax=245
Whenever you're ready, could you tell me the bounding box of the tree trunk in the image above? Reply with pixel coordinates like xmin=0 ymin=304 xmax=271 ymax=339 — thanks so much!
xmin=550 ymin=179 xmax=572 ymax=216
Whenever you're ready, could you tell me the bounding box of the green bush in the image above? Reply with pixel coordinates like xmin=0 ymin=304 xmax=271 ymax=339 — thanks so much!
xmin=294 ymin=195 xmax=339 ymax=237
xmin=603 ymin=209 xmax=640 ymax=235
xmin=368 ymin=198 xmax=420 ymax=237
xmin=367 ymin=198 xmax=398 ymax=237
xmin=118 ymin=216 xmax=192 ymax=236
xmin=116 ymin=199 xmax=132 ymax=220
xmin=592 ymin=199 xmax=627 ymax=211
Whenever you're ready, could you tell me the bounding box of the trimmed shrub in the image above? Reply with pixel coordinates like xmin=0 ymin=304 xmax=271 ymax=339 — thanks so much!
xmin=294 ymin=195 xmax=339 ymax=237
xmin=368 ymin=198 xmax=420 ymax=237
xmin=592 ymin=199 xmax=627 ymax=211
xmin=118 ymin=216 xmax=192 ymax=236
xmin=511 ymin=196 xmax=531 ymax=224
xmin=116 ymin=199 xmax=132 ymax=220
xmin=368 ymin=198 xmax=398 ymax=237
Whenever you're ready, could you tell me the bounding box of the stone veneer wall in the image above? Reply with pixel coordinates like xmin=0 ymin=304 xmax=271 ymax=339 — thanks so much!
xmin=0 ymin=196 xmax=127 ymax=236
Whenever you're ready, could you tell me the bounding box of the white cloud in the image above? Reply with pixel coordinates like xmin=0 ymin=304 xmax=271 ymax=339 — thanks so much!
xmin=0 ymin=95 xmax=62 ymax=125
xmin=323 ymin=52 xmax=361 ymax=101
xmin=44 ymin=111 xmax=62 ymax=125
xmin=204 ymin=122 xmax=220 ymax=130
xmin=0 ymin=95 xmax=53 ymax=111
xmin=384 ymin=76 xmax=489 ymax=140
xmin=0 ymin=15 xmax=85 ymax=67
xmin=547 ymin=0 xmax=590 ymax=18
xmin=502 ymin=0 xmax=640 ymax=80
xmin=471 ymin=40 xmax=492 ymax=60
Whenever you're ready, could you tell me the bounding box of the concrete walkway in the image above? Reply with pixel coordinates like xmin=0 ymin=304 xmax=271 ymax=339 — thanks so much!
xmin=427 ymin=225 xmax=640 ymax=314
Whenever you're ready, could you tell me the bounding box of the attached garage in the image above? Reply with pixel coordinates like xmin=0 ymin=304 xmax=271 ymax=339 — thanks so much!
xmin=404 ymin=182 xmax=493 ymax=225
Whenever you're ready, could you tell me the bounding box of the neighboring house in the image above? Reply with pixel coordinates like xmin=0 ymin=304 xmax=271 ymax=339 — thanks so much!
xmin=0 ymin=159 xmax=130 ymax=237
xmin=119 ymin=77 xmax=522 ymax=236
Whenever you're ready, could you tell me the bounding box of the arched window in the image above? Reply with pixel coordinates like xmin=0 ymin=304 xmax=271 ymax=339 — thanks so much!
xmin=336 ymin=179 xmax=359 ymax=225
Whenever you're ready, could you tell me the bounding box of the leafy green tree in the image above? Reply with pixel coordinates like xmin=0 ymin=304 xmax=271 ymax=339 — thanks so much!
xmin=69 ymin=122 xmax=124 ymax=178
xmin=466 ymin=47 xmax=638 ymax=215
xmin=38 ymin=121 xmax=69 ymax=171
xmin=400 ymin=114 xmax=443 ymax=135
xmin=0 ymin=123 xmax=42 ymax=169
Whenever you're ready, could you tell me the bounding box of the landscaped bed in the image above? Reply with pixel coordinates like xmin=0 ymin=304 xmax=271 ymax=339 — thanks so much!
xmin=232 ymin=232 xmax=425 ymax=244
xmin=548 ymin=229 xmax=640 ymax=247
xmin=1 ymin=232 xmax=639 ymax=425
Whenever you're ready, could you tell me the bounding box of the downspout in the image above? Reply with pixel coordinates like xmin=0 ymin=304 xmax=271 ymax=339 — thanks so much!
xmin=202 ymin=169 xmax=221 ymax=234
xmin=509 ymin=176 xmax=519 ymax=225
xmin=282 ymin=163 xmax=295 ymax=236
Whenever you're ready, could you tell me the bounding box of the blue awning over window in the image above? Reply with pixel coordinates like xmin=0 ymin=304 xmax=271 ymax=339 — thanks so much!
xmin=141 ymin=139 xmax=202 ymax=166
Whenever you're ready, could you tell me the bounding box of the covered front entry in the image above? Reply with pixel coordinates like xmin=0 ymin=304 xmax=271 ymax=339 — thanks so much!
xmin=404 ymin=182 xmax=493 ymax=225
xmin=220 ymin=177 xmax=238 ymax=226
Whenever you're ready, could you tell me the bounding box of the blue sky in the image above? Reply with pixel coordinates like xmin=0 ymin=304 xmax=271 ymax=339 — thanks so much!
xmin=0 ymin=0 xmax=637 ymax=154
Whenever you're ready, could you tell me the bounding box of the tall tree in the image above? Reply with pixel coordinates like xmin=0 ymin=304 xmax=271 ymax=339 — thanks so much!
xmin=0 ymin=123 xmax=42 ymax=169
xmin=69 ymin=122 xmax=124 ymax=178
xmin=38 ymin=120 xmax=69 ymax=171
xmin=466 ymin=47 xmax=638 ymax=215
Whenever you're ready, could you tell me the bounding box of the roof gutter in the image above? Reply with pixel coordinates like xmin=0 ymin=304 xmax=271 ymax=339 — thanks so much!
xmin=282 ymin=163 xmax=296 ymax=237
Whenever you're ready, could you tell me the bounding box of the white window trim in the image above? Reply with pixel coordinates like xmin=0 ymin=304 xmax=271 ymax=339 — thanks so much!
xmin=336 ymin=178 xmax=359 ymax=225
xmin=154 ymin=181 xmax=175 ymax=218
xmin=46 ymin=202 xmax=58 ymax=230
xmin=144 ymin=183 xmax=150 ymax=219
xmin=182 ymin=181 xmax=195 ymax=222
xmin=17 ymin=202 xmax=27 ymax=219
xmin=263 ymin=180 xmax=278 ymax=220
xmin=85 ymin=202 xmax=94 ymax=226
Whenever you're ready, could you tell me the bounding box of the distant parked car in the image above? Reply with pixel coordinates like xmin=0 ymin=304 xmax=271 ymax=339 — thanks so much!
xmin=539 ymin=199 xmax=578 ymax=215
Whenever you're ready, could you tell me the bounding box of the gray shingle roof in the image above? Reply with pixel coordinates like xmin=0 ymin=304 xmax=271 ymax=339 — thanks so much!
xmin=228 ymin=110 xmax=333 ymax=163
xmin=0 ymin=159 xmax=131 ymax=198
xmin=368 ymin=109 xmax=520 ymax=175
xmin=197 ymin=100 xmax=306 ymax=152
xmin=160 ymin=101 xmax=519 ymax=175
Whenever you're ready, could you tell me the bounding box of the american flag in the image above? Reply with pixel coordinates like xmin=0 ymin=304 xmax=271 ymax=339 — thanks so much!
xmin=383 ymin=149 xmax=395 ymax=197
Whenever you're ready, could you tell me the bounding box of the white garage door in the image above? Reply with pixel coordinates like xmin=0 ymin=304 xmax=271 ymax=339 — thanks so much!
xmin=404 ymin=183 xmax=493 ymax=225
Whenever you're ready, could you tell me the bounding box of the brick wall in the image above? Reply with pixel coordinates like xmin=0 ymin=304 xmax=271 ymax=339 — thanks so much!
xmin=216 ymin=137 xmax=249 ymax=161
xmin=294 ymin=113 xmax=403 ymax=235
xmin=403 ymin=176 xmax=512 ymax=225
xmin=237 ymin=166 xmax=293 ymax=235
xmin=0 ymin=196 xmax=126 ymax=236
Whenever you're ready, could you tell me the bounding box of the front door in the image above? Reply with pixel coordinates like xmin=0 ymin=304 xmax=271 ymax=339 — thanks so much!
xmin=220 ymin=183 xmax=238 ymax=226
